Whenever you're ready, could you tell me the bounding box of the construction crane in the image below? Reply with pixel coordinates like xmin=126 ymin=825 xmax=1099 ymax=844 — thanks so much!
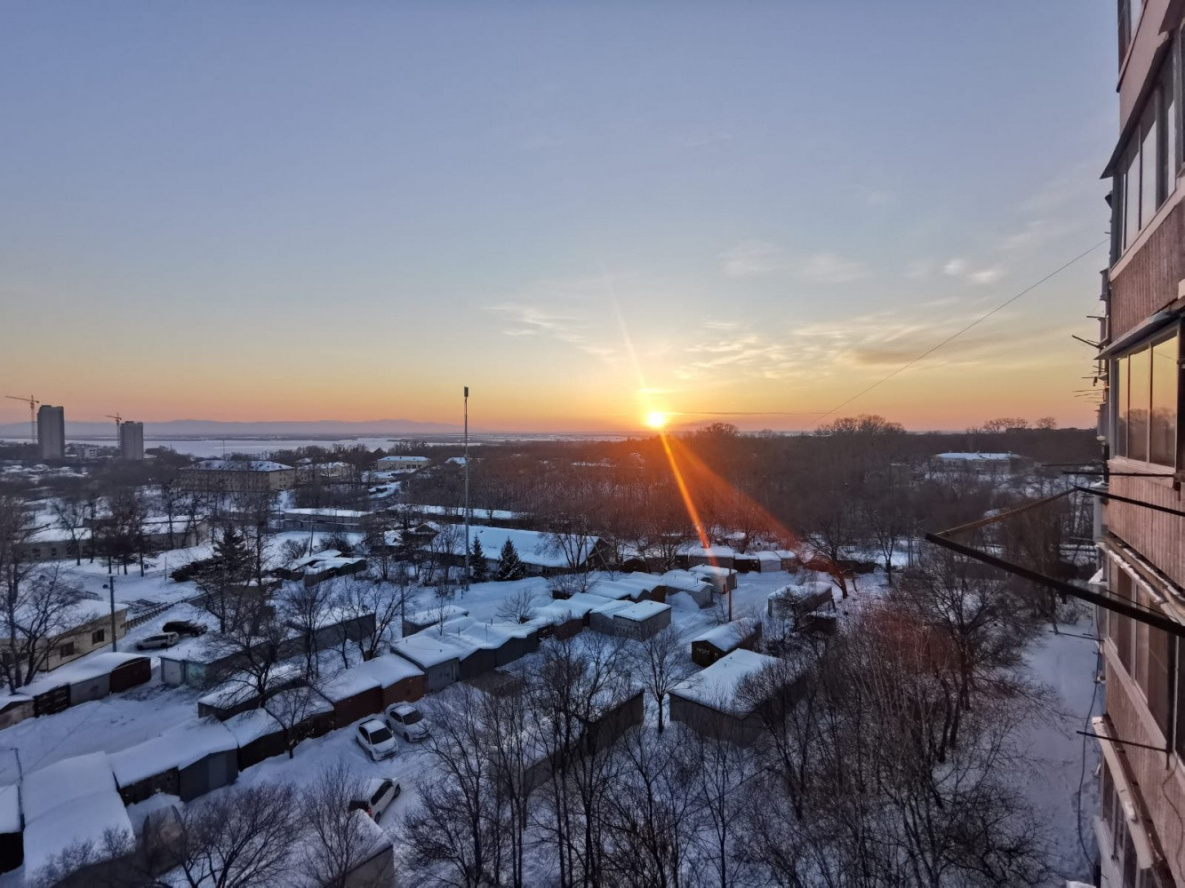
xmin=107 ymin=414 xmax=123 ymax=450
xmin=5 ymin=394 xmax=39 ymax=443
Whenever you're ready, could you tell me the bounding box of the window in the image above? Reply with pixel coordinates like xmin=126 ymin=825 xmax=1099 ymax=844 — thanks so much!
xmin=1114 ymin=570 xmax=1135 ymax=673
xmin=91 ymin=629 xmax=105 ymax=645
xmin=58 ymin=642 xmax=74 ymax=659
xmin=1114 ymin=35 xmax=1182 ymax=255
xmin=1113 ymin=331 xmax=1180 ymax=468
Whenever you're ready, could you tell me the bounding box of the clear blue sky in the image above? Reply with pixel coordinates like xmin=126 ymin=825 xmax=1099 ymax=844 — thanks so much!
xmin=0 ymin=1 xmax=1116 ymax=431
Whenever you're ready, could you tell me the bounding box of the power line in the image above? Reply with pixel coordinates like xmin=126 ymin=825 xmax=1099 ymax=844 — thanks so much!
xmin=805 ymin=238 xmax=1108 ymax=430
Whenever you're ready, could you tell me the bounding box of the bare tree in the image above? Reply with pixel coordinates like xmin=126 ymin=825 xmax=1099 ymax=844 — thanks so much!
xmin=51 ymin=481 xmax=91 ymax=566
xmin=0 ymin=563 xmax=87 ymax=692
xmin=495 ymin=588 xmax=539 ymax=624
xmin=405 ymin=683 xmax=501 ymax=887
xmin=300 ymin=763 xmax=393 ymax=888
xmin=330 ymin=574 xmax=410 ymax=660
xmin=174 ymin=783 xmax=299 ymax=888
xmin=629 ymin=626 xmax=694 ymax=733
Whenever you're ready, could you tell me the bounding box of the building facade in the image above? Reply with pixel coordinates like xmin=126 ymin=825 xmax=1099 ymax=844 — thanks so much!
xmin=119 ymin=421 xmax=144 ymax=460
xmin=1095 ymin=2 xmax=1185 ymax=886
xmin=36 ymin=405 xmax=65 ymax=461
xmin=178 ymin=459 xmax=297 ymax=493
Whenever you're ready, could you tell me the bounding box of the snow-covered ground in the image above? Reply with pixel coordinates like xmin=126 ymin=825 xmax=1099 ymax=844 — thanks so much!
xmin=0 ymin=555 xmax=1100 ymax=885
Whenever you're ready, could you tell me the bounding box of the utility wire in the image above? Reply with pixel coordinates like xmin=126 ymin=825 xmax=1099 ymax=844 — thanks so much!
xmin=805 ymin=238 xmax=1108 ymax=430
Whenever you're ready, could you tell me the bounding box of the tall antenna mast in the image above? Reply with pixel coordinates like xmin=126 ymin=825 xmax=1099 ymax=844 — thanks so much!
xmin=463 ymin=385 xmax=470 ymax=593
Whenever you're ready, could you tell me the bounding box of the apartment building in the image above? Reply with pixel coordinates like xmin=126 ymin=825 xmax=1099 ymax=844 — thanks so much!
xmin=36 ymin=405 xmax=65 ymax=461
xmin=118 ymin=421 xmax=144 ymax=460
xmin=1095 ymin=1 xmax=1185 ymax=885
xmin=178 ymin=459 xmax=297 ymax=493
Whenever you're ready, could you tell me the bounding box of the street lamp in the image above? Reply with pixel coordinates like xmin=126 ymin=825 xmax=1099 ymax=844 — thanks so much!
xmin=101 ymin=574 xmax=117 ymax=652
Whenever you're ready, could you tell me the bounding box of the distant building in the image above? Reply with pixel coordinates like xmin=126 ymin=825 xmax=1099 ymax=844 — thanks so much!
xmin=374 ymin=455 xmax=430 ymax=472
xmin=178 ymin=459 xmax=297 ymax=493
xmin=36 ymin=405 xmax=65 ymax=461
xmin=930 ymin=451 xmax=1027 ymax=474
xmin=118 ymin=421 xmax=144 ymax=461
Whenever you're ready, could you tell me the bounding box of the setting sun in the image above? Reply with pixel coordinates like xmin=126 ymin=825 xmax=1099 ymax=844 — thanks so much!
xmin=645 ymin=410 xmax=669 ymax=430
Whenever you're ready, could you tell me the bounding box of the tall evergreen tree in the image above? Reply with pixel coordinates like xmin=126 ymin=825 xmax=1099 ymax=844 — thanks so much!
xmin=495 ymin=539 xmax=525 ymax=581
xmin=470 ymin=538 xmax=489 ymax=583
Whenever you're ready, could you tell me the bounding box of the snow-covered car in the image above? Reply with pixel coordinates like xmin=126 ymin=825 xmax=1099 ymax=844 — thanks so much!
xmin=354 ymin=719 xmax=398 ymax=761
xmin=384 ymin=703 xmax=430 ymax=742
xmin=348 ymin=777 xmax=402 ymax=821
xmin=135 ymin=632 xmax=180 ymax=651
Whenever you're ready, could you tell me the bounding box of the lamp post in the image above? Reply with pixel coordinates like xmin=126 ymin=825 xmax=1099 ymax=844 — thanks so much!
xmin=463 ymin=386 xmax=470 ymax=593
xmin=102 ymin=573 xmax=117 ymax=652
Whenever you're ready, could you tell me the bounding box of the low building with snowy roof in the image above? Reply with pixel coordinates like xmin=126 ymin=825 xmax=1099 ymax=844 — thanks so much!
xmin=110 ymin=719 xmax=239 ymax=804
xmin=689 ymin=564 xmax=738 ymax=593
xmin=431 ymin=524 xmax=612 ymax=576
xmin=179 ymin=459 xmax=297 ymax=492
xmin=587 ymin=599 xmax=633 ymax=636
xmin=585 ymin=579 xmax=641 ymax=602
xmin=374 ymin=454 xmax=431 ymax=471
xmin=0 ymin=597 xmax=131 ymax=676
xmin=315 ymin=666 xmax=383 ymax=727
xmin=766 ymin=581 xmax=839 ymax=623
xmin=611 ymin=600 xmax=672 ymax=640
xmin=278 ymin=551 xmax=368 ymax=587
xmin=403 ymin=605 xmax=469 ymax=636
xmin=388 ymin=631 xmax=473 ymax=692
xmin=733 ymin=550 xmax=783 ymax=574
xmin=527 ymin=601 xmax=585 ymax=640
xmin=22 ymin=752 xmax=135 ymax=881
xmin=691 ymin=619 xmax=763 ymax=667
xmin=678 ymin=543 xmax=736 ymax=570
xmin=224 ymin=707 xmax=286 ymax=770
xmin=280 ymin=507 xmax=371 ymax=533
xmin=654 ymin=570 xmax=715 ymax=608
xmin=263 ymin=686 xmax=335 ymax=747
xmin=669 ymin=649 xmax=789 ymax=744
xmin=930 ymin=451 xmax=1028 ymax=475
xmin=445 ymin=617 xmax=540 ymax=668
xmin=348 ymin=653 xmax=426 ymax=706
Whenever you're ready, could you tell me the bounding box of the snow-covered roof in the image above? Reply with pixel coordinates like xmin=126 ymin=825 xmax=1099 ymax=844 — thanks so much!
xmin=558 ymin=592 xmax=630 ymax=617
xmin=690 ymin=564 xmax=736 ymax=579
xmin=264 ymin=686 xmax=333 ymax=719
xmin=23 ymin=752 xmax=118 ymax=823
xmin=349 ymin=654 xmax=424 ymax=686
xmin=19 ymin=651 xmax=144 ymax=697
xmin=110 ymin=720 xmax=237 ymax=787
xmin=677 ymin=543 xmax=737 ymax=558
xmin=411 ymin=504 xmax=523 ymax=520
xmin=670 ymin=649 xmax=781 ymax=713
xmin=692 ymin=618 xmax=760 ymax=650
xmin=613 ymin=572 xmax=663 ymax=592
xmin=614 ymin=600 xmax=671 ymax=623
xmin=223 ymin=708 xmax=283 ymax=745
xmin=585 ymin=580 xmax=638 ymax=601
xmin=406 ymin=605 xmax=469 ymax=625
xmin=283 ymin=508 xmax=371 ymax=518
xmin=658 ymin=570 xmax=712 ymax=593
xmin=376 ymin=455 xmax=430 ymax=463
xmin=436 ymin=524 xmax=599 ymax=568
xmin=317 ymin=667 xmax=382 ymax=702
xmin=933 ymin=452 xmax=1017 ymax=461
xmin=194 ymin=459 xmax=294 ymax=472
xmin=389 ymin=631 xmax=475 ymax=669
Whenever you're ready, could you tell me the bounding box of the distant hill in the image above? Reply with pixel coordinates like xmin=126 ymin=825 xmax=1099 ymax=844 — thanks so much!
xmin=0 ymin=418 xmax=464 ymax=439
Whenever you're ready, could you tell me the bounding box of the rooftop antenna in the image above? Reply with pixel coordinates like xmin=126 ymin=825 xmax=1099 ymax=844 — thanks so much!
xmin=463 ymin=385 xmax=470 ymax=593
xmin=5 ymin=395 xmax=39 ymax=444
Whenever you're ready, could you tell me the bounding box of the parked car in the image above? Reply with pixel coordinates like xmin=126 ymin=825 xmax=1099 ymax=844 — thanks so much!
xmin=384 ymin=702 xmax=430 ymax=742
xmin=161 ymin=620 xmax=207 ymax=637
xmin=135 ymin=632 xmax=180 ymax=651
xmin=348 ymin=777 xmax=401 ymax=821
xmin=354 ymin=719 xmax=398 ymax=761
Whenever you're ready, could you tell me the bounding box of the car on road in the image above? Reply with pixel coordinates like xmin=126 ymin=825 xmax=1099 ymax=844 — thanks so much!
xmin=348 ymin=777 xmax=401 ymax=822
xmin=161 ymin=620 xmax=207 ymax=637
xmin=135 ymin=632 xmax=180 ymax=651
xmin=354 ymin=719 xmax=398 ymax=761
xmin=384 ymin=702 xmax=430 ymax=742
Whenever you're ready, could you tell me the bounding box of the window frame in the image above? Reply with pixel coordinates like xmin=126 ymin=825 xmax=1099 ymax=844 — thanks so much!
xmin=1110 ymin=326 xmax=1182 ymax=471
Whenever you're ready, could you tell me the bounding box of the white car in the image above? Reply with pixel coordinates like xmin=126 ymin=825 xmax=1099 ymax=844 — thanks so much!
xmin=348 ymin=777 xmax=401 ymax=822
xmin=354 ymin=718 xmax=398 ymax=761
xmin=135 ymin=632 xmax=180 ymax=651
xmin=384 ymin=702 xmax=430 ymax=742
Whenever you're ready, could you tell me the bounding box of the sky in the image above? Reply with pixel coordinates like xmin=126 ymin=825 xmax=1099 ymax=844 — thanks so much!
xmin=0 ymin=2 xmax=1117 ymax=433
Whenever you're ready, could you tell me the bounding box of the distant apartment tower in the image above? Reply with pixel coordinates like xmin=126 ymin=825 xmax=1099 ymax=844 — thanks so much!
xmin=1093 ymin=2 xmax=1185 ymax=887
xmin=119 ymin=421 xmax=144 ymax=461
xmin=36 ymin=405 xmax=65 ymax=461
